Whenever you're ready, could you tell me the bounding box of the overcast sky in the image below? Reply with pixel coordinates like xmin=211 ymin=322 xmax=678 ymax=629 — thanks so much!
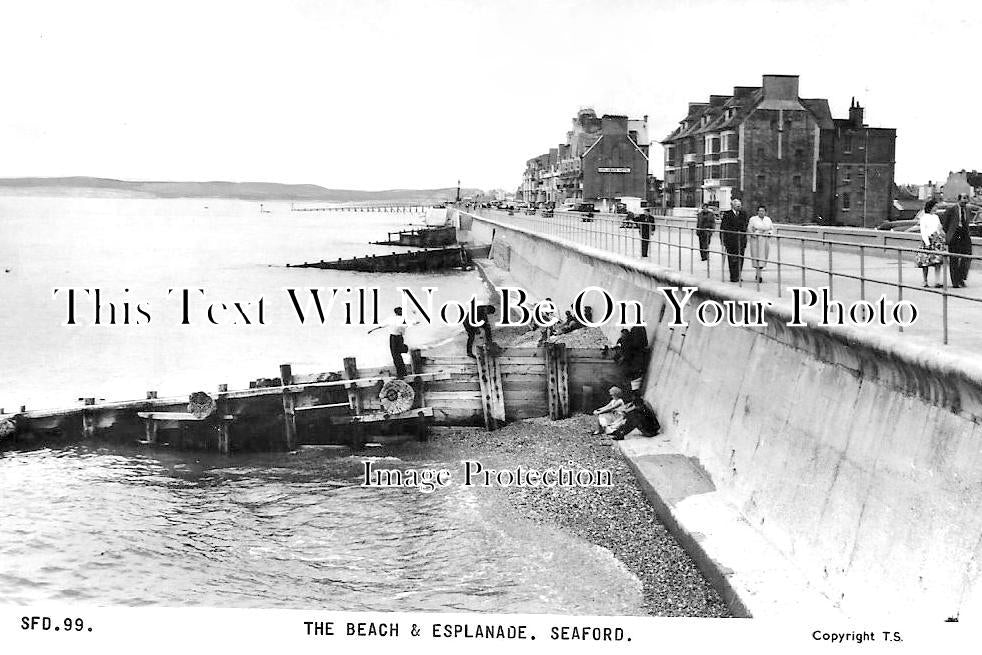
xmin=1 ymin=0 xmax=977 ymax=190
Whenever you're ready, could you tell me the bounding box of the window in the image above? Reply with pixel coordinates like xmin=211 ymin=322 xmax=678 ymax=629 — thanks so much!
xmin=843 ymin=170 xmax=851 ymax=183
xmin=843 ymin=134 xmax=853 ymax=153
xmin=842 ymin=193 xmax=851 ymax=210
xmin=756 ymin=174 xmax=766 ymax=187
xmin=795 ymin=148 xmax=804 ymax=158
xmin=712 ymin=138 xmax=721 ymax=154
xmin=793 ymin=205 xmax=802 ymax=218
xmin=756 ymin=147 xmax=765 ymax=158
xmin=793 ymin=175 xmax=802 ymax=188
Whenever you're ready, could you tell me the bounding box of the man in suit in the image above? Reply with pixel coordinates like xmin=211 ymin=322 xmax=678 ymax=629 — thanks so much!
xmin=696 ymin=202 xmax=717 ymax=261
xmin=719 ymin=198 xmax=749 ymax=282
xmin=635 ymin=209 xmax=654 ymax=257
xmin=942 ymin=193 xmax=974 ymax=288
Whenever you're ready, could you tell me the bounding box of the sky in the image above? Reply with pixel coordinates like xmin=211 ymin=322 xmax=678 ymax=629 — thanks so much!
xmin=1 ymin=0 xmax=978 ymax=190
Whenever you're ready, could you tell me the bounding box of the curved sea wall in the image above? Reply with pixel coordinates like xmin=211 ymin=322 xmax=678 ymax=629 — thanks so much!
xmin=456 ymin=210 xmax=982 ymax=619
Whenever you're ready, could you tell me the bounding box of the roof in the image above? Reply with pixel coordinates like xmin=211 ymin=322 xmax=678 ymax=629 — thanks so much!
xmin=663 ymin=88 xmax=836 ymax=143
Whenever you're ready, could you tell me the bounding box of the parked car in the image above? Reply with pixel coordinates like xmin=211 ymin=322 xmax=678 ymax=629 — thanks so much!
xmin=570 ymin=202 xmax=595 ymax=221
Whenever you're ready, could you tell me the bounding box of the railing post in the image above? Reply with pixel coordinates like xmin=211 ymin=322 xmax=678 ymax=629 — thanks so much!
xmin=827 ymin=241 xmax=833 ymax=295
xmin=942 ymin=254 xmax=949 ymax=345
xmin=656 ymin=222 xmax=661 ymax=265
xmin=689 ymin=225 xmax=694 ymax=273
xmin=897 ymin=248 xmax=904 ymax=334
xmin=776 ymin=234 xmax=782 ymax=297
xmin=801 ymin=237 xmax=806 ymax=287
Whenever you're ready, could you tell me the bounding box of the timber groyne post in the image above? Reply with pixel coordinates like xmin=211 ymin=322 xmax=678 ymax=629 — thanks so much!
xmin=279 ymin=364 xmax=297 ymax=450
xmin=216 ymin=383 xmax=230 ymax=455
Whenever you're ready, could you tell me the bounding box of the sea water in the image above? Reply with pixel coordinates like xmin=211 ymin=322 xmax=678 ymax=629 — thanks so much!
xmin=0 ymin=194 xmax=646 ymax=613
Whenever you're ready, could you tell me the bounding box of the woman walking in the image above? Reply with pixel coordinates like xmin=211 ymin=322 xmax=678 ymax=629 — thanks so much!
xmin=915 ymin=199 xmax=946 ymax=288
xmin=747 ymin=205 xmax=775 ymax=283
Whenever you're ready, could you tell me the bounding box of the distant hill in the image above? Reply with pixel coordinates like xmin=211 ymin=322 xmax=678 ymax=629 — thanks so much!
xmin=0 ymin=177 xmax=482 ymax=204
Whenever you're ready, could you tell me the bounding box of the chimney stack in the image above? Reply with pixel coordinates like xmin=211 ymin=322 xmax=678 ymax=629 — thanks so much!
xmin=761 ymin=74 xmax=799 ymax=101
xmin=601 ymin=114 xmax=628 ymax=135
xmin=848 ymin=98 xmax=864 ymax=128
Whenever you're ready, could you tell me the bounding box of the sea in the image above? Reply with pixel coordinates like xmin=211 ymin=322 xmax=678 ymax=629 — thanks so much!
xmin=0 ymin=193 xmax=646 ymax=613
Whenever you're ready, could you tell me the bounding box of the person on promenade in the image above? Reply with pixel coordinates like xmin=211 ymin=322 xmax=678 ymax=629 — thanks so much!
xmin=747 ymin=205 xmax=775 ymax=283
xmin=368 ymin=306 xmax=411 ymax=378
xmin=719 ymin=199 xmax=749 ymax=282
xmin=463 ymin=304 xmax=496 ymax=358
xmin=696 ymin=202 xmax=717 ymax=262
xmin=942 ymin=193 xmax=974 ymax=288
xmin=636 ymin=209 xmax=654 ymax=257
xmin=915 ymin=199 xmax=946 ymax=288
xmin=590 ymin=386 xmax=626 ymax=436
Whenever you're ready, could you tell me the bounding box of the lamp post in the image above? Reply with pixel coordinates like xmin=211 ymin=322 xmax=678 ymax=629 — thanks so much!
xmin=456 ymin=179 xmax=460 ymax=204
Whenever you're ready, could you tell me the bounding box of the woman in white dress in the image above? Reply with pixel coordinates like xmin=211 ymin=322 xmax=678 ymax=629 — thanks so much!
xmin=914 ymin=198 xmax=946 ymax=288
xmin=591 ymin=387 xmax=626 ymax=435
xmin=747 ymin=205 xmax=775 ymax=283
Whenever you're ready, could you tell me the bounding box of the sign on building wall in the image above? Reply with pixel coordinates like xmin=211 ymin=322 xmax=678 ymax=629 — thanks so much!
xmin=597 ymin=167 xmax=631 ymax=173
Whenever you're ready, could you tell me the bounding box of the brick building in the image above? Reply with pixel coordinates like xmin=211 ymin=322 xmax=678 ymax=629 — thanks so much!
xmin=942 ymin=170 xmax=982 ymax=201
xmin=661 ymin=75 xmax=896 ymax=226
xmin=522 ymin=108 xmax=650 ymax=209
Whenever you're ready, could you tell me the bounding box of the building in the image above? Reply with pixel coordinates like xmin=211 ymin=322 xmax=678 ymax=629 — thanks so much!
xmin=942 ymin=170 xmax=982 ymax=201
xmin=661 ymin=74 xmax=896 ymax=226
xmin=522 ymin=108 xmax=650 ymax=210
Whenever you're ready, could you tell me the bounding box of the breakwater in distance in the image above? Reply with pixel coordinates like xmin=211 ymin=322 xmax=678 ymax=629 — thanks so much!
xmin=457 ymin=208 xmax=982 ymax=620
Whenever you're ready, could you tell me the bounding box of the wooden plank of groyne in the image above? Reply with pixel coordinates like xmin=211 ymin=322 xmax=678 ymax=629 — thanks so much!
xmin=136 ymin=412 xmax=236 ymax=421
xmin=280 ymin=364 xmax=297 ymax=450
xmin=545 ymin=343 xmax=571 ymax=419
xmin=294 ymin=402 xmax=351 ymax=412
xmin=410 ymin=349 xmax=424 ymax=408
xmin=343 ymin=357 xmax=362 ymax=414
xmin=423 ymin=391 xmax=483 ymax=402
xmin=329 ymin=407 xmax=433 ymax=424
xmin=556 ymin=344 xmax=570 ymax=418
xmin=476 ymin=346 xmax=506 ymax=430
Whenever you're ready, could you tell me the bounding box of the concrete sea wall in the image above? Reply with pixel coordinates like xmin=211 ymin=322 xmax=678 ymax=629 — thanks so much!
xmin=457 ymin=210 xmax=982 ymax=619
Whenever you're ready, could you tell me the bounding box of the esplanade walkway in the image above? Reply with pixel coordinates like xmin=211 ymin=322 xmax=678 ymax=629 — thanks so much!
xmin=471 ymin=207 xmax=982 ymax=354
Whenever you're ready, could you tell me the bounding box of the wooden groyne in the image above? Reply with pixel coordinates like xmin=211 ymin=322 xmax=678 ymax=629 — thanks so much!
xmin=0 ymin=344 xmax=622 ymax=453
xmin=419 ymin=344 xmax=620 ymax=428
xmin=286 ymin=245 xmax=490 ymax=273
xmin=0 ymin=353 xmax=442 ymax=453
xmin=371 ymin=225 xmax=457 ymax=248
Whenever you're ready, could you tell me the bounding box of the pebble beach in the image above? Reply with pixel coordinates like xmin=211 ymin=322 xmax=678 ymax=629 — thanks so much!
xmin=428 ymin=416 xmax=733 ymax=618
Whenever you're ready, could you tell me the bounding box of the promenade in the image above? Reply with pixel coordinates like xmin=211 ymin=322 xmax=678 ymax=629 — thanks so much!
xmin=475 ymin=208 xmax=982 ymax=355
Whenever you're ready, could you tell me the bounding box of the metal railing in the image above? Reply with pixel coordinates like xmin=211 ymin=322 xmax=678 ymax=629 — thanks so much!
xmin=467 ymin=207 xmax=982 ymax=347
